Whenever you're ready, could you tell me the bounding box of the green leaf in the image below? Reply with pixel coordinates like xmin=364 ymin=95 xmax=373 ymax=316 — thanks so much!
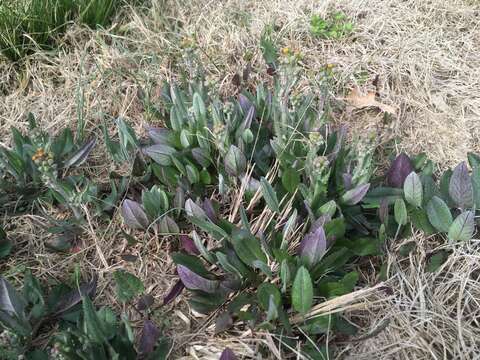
xmin=281 ymin=168 xmax=300 ymax=193
xmin=189 ymin=216 xmax=229 ymax=241
xmin=82 ymin=296 xmax=107 ymax=344
xmin=257 ymin=283 xmax=281 ymax=311
xmin=192 ymin=231 xmax=215 ymax=263
xmin=426 ymin=251 xmax=449 ymax=272
xmin=410 ymin=208 xmax=436 ymax=235
xmin=0 ymin=227 xmax=11 ymax=259
xmin=231 ymin=229 xmax=267 ymax=267
xmin=426 ymin=196 xmax=453 ymax=233
xmin=142 ymin=186 xmax=168 ymax=221
xmin=113 ymin=271 xmax=144 ymax=303
xmin=260 ymin=177 xmax=280 ymax=213
xmin=472 ymin=166 xmax=480 ymax=208
xmin=292 ymin=267 xmax=313 ymax=315
xmin=394 ymin=198 xmax=407 ymax=225
xmin=404 ymin=172 xmax=422 ymax=207
xmin=448 ymin=211 xmax=475 ymax=242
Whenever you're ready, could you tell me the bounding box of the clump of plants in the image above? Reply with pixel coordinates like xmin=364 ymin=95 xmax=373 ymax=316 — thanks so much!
xmin=0 ymin=271 xmax=169 ymax=359
xmin=310 ymin=11 xmax=354 ymax=39
xmin=0 ymin=0 xmax=123 ymax=61
xmin=0 ymin=114 xmax=126 ymax=254
xmin=117 ymin=49 xmax=383 ymax=357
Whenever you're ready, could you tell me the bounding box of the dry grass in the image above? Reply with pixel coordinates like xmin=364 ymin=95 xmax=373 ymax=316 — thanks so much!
xmin=1 ymin=0 xmax=480 ymax=358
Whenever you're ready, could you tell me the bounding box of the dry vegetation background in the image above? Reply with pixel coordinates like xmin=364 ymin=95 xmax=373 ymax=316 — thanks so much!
xmin=1 ymin=0 xmax=479 ymax=358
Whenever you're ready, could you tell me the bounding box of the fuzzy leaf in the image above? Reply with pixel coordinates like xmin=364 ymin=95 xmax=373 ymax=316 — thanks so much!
xmin=147 ymin=127 xmax=172 ymax=145
xmin=449 ymin=162 xmax=474 ymax=208
xmin=139 ymin=320 xmax=160 ymax=355
xmin=292 ymin=267 xmax=313 ymax=315
xmin=299 ymin=226 xmax=327 ymax=268
xmin=143 ymin=144 xmax=176 ymax=166
xmin=260 ymin=177 xmax=280 ymax=212
xmin=185 ymin=199 xmax=207 ymax=219
xmin=340 ymin=183 xmax=370 ymax=205
xmin=0 ymin=277 xmax=27 ymax=321
xmin=394 ymin=198 xmax=407 ymax=225
xmin=179 ymin=235 xmax=200 ymax=255
xmin=113 ymin=270 xmax=144 ymax=303
xmin=386 ymin=153 xmax=414 ymax=188
xmin=426 ymin=196 xmax=453 ymax=233
xmin=448 ymin=211 xmax=475 ymax=242
xmin=224 ymin=145 xmax=246 ymax=177
xmin=404 ymin=172 xmax=423 ymax=207
xmin=158 ymin=216 xmax=179 ymax=234
xmin=177 ymin=265 xmax=219 ymax=294
xmin=282 ymin=168 xmax=300 ymax=193
xmin=121 ymin=200 xmax=149 ymax=230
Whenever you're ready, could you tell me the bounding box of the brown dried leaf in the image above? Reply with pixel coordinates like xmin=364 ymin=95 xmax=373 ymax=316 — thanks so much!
xmin=346 ymin=87 xmax=396 ymax=115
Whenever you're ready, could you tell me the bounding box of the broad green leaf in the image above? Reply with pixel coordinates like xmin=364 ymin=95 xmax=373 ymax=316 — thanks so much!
xmin=394 ymin=198 xmax=407 ymax=225
xmin=281 ymin=168 xmax=300 ymax=193
xmin=448 ymin=211 xmax=475 ymax=242
xmin=113 ymin=271 xmax=144 ymax=303
xmin=426 ymin=196 xmax=452 ymax=233
xmin=471 ymin=166 xmax=480 ymax=208
xmin=292 ymin=267 xmax=313 ymax=315
xmin=410 ymin=208 xmax=435 ymax=235
xmin=189 ymin=216 xmax=229 ymax=241
xmin=257 ymin=283 xmax=281 ymax=311
xmin=404 ymin=172 xmax=422 ymax=207
xmin=231 ymin=229 xmax=267 ymax=266
xmin=260 ymin=177 xmax=280 ymax=213
xmin=82 ymin=296 xmax=107 ymax=344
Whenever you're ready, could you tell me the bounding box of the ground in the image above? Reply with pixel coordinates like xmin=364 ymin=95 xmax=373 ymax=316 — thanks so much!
xmin=1 ymin=0 xmax=479 ymax=358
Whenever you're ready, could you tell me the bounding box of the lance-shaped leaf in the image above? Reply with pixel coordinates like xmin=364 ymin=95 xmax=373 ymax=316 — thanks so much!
xmin=404 ymin=171 xmax=423 ymax=207
xmin=449 ymin=162 xmax=474 ymax=209
xmin=147 ymin=127 xmax=172 ymax=145
xmin=224 ymin=145 xmax=246 ymax=177
xmin=292 ymin=266 xmax=313 ymax=315
xmin=220 ymin=348 xmax=238 ymax=360
xmin=52 ymin=275 xmax=98 ymax=317
xmin=179 ymin=235 xmax=200 ymax=255
xmin=386 ymin=153 xmax=414 ymax=188
xmin=202 ymin=198 xmax=218 ymax=223
xmin=448 ymin=211 xmax=475 ymax=242
xmin=185 ymin=199 xmax=207 ymax=219
xmin=379 ymin=198 xmax=389 ymax=224
xmin=139 ymin=320 xmax=160 ymax=355
xmin=231 ymin=229 xmax=267 ymax=266
xmin=0 ymin=277 xmax=27 ymax=319
xmin=472 ymin=167 xmax=480 ymax=208
xmin=121 ymin=200 xmax=149 ymax=229
xmin=426 ymin=196 xmax=453 ymax=233
xmin=64 ymin=138 xmax=96 ymax=168
xmin=340 ymin=183 xmax=370 ymax=205
xmin=143 ymin=144 xmax=176 ymax=166
xmin=158 ymin=216 xmax=179 ymax=234
xmin=298 ymin=226 xmax=327 ymax=267
xmin=260 ymin=177 xmax=280 ymax=212
xmin=177 ymin=265 xmax=219 ymax=294
xmin=163 ymin=280 xmax=185 ymax=305
xmin=239 ymin=93 xmax=254 ymax=114
xmin=394 ymin=198 xmax=407 ymax=225
xmin=192 ymin=230 xmax=215 ymax=263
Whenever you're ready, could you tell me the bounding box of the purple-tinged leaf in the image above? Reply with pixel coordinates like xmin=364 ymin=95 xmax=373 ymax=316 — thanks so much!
xmin=185 ymin=199 xmax=207 ymax=219
xmin=241 ymin=106 xmax=255 ymax=130
xmin=191 ymin=148 xmax=212 ymax=168
xmin=137 ymin=294 xmax=154 ymax=311
xmin=177 ymin=265 xmax=219 ymax=294
xmin=238 ymin=94 xmax=253 ymax=114
xmin=220 ymin=347 xmax=238 ymax=360
xmin=147 ymin=127 xmax=172 ymax=145
xmin=449 ymin=162 xmax=474 ymax=209
xmin=179 ymin=235 xmax=200 ymax=255
xmin=139 ymin=320 xmax=160 ymax=355
xmin=343 ymin=173 xmax=353 ymax=190
xmin=379 ymin=198 xmax=389 ymax=224
xmin=52 ymin=275 xmax=97 ymax=317
xmin=202 ymin=198 xmax=218 ymax=223
xmin=299 ymin=226 xmax=327 ymax=267
xmin=310 ymin=215 xmax=331 ymax=233
xmin=386 ymin=153 xmax=414 ymax=188
xmin=163 ymin=280 xmax=184 ymax=305
xmin=215 ymin=312 xmax=233 ymax=334
xmin=63 ymin=138 xmax=96 ymax=168
xmin=121 ymin=200 xmax=149 ymax=229
xmin=341 ymin=183 xmax=370 ymax=205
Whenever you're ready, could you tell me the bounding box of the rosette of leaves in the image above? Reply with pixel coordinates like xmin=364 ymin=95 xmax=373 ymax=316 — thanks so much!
xmin=0 ymin=273 xmax=97 ymax=358
xmin=364 ymin=153 xmax=479 ymax=260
